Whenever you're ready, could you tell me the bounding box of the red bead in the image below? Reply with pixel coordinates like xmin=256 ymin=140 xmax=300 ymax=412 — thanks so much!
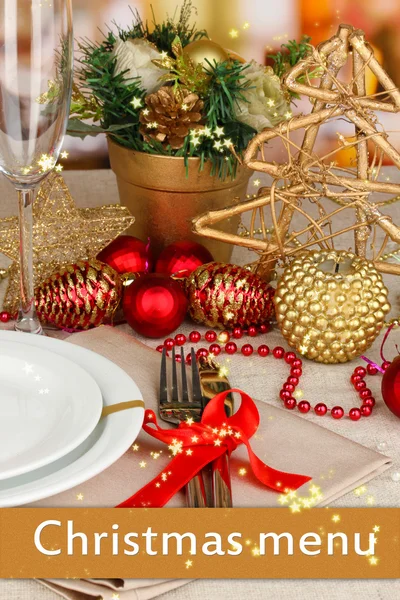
xmin=291 ymin=367 xmax=302 ymax=377
xmin=241 ymin=344 xmax=254 ymax=357
xmin=349 ymin=408 xmax=361 ymax=421
xmin=0 ymin=311 xmax=10 ymax=323
xmin=225 ymin=342 xmax=238 ymax=355
xmin=155 ymin=241 xmax=213 ymax=278
xmin=257 ymin=344 xmax=269 ymax=357
xmin=315 ymin=403 xmax=328 ymax=416
xmin=331 ymin=406 xmax=344 ymax=419
xmin=205 ymin=330 xmax=217 ymax=343
xmin=97 ymin=235 xmax=153 ymax=274
xmin=298 ymin=400 xmax=311 ymax=413
xmin=175 ymin=354 xmax=182 ymax=363
xmin=164 ymin=338 xmax=175 ymax=350
xmin=174 ymin=333 xmax=186 ymax=346
xmin=280 ymin=390 xmax=291 ymax=401
xmin=259 ymin=324 xmax=268 ymax=333
xmin=185 ymin=353 xmax=192 ymax=365
xmin=359 ymin=388 xmax=372 ymax=400
xmin=360 ymin=405 xmax=372 ymax=417
xmin=273 ymin=346 xmax=285 ymax=359
xmin=382 ymin=361 xmax=391 ymax=371
xmin=362 ymin=397 xmax=375 ymax=407
xmin=367 ymin=363 xmax=378 ymax=375
xmin=354 ymin=380 xmax=366 ymax=391
xmin=287 ymin=376 xmax=299 ymax=386
xmin=209 ymin=343 xmax=221 ymax=356
xmin=284 ymin=351 xmax=296 ymax=364
xmin=351 ymin=374 xmax=362 ymax=384
xmin=292 ymin=358 xmax=302 ymax=368
xmin=284 ymin=397 xmax=297 ymax=410
xmin=189 ymin=331 xmax=201 ymax=343
xmin=354 ymin=366 xmax=367 ymax=378
xmin=283 ymin=382 xmax=295 ymax=393
xmin=232 ymin=327 xmax=243 ymax=339
xmin=156 ymin=345 xmax=164 ymax=353
xmin=196 ymin=348 xmax=208 ymax=359
xmin=248 ymin=325 xmax=257 ymax=337
xmin=123 ymin=273 xmax=188 ymax=338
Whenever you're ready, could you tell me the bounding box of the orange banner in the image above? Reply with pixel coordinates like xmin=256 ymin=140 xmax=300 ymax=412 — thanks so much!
xmin=0 ymin=508 xmax=398 ymax=579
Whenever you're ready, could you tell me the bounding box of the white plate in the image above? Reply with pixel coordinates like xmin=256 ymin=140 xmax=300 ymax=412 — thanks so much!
xmin=0 ymin=340 xmax=103 ymax=480
xmin=0 ymin=331 xmax=144 ymax=507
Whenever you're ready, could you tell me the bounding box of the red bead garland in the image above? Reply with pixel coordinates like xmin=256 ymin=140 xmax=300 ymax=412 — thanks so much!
xmin=157 ymin=325 xmax=383 ymax=421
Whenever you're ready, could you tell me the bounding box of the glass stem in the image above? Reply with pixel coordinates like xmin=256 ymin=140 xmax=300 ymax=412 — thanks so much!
xmin=15 ymin=187 xmax=42 ymax=334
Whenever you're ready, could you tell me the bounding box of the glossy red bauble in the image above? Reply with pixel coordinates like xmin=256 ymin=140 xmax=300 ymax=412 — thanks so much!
xmin=123 ymin=273 xmax=188 ymax=338
xmin=241 ymin=344 xmax=253 ymax=357
xmin=205 ymin=330 xmax=217 ymax=343
xmin=331 ymin=406 xmax=344 ymax=419
xmin=155 ymin=241 xmax=213 ymax=278
xmin=209 ymin=343 xmax=221 ymax=356
xmin=258 ymin=344 xmax=269 ymax=357
xmin=97 ymin=235 xmax=152 ymax=274
xmin=315 ymin=403 xmax=328 ymax=416
xmin=175 ymin=333 xmax=186 ymax=346
xmin=273 ymin=347 xmax=284 ymax=359
xmin=284 ymin=397 xmax=297 ymax=410
xmin=225 ymin=342 xmax=237 ymax=355
xmin=298 ymin=401 xmax=311 ymax=413
xmin=189 ymin=331 xmax=201 ymax=343
xmin=381 ymin=355 xmax=400 ymax=418
xmin=349 ymin=408 xmax=361 ymax=421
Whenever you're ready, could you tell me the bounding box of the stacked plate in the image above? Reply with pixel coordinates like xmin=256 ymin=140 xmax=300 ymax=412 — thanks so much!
xmin=0 ymin=331 xmax=144 ymax=507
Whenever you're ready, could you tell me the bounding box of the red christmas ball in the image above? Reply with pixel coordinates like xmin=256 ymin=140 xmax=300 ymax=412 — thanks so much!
xmin=123 ymin=273 xmax=188 ymax=338
xmin=298 ymin=400 xmax=311 ymax=413
xmin=155 ymin=241 xmax=213 ymax=278
xmin=97 ymin=235 xmax=152 ymax=274
xmin=315 ymin=403 xmax=328 ymax=416
xmin=284 ymin=397 xmax=297 ymax=410
xmin=331 ymin=406 xmax=344 ymax=419
xmin=382 ymin=355 xmax=400 ymax=418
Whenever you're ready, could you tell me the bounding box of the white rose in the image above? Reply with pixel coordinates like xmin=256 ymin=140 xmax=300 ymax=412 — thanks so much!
xmin=234 ymin=61 xmax=289 ymax=132
xmin=113 ymin=37 xmax=168 ymax=94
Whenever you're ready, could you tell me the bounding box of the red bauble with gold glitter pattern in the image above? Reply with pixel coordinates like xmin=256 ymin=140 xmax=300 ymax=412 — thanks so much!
xmin=155 ymin=241 xmax=213 ymax=277
xmin=35 ymin=259 xmax=122 ymax=330
xmin=97 ymin=235 xmax=152 ymax=274
xmin=185 ymin=262 xmax=275 ymax=329
xmin=123 ymin=273 xmax=188 ymax=338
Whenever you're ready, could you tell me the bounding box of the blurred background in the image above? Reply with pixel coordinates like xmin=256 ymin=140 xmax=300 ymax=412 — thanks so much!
xmin=65 ymin=0 xmax=400 ymax=169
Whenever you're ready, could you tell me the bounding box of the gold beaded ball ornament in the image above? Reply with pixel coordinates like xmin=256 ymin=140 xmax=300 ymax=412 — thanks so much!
xmin=274 ymin=250 xmax=391 ymax=364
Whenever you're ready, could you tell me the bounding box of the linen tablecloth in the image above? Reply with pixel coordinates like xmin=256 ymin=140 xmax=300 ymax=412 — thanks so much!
xmin=0 ymin=169 xmax=399 ymax=600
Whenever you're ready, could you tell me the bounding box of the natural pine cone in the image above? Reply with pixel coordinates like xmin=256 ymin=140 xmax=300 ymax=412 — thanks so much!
xmin=139 ymin=86 xmax=204 ymax=149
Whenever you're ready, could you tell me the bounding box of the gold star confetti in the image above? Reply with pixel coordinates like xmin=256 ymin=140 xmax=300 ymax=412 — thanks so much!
xmin=155 ymin=482 xmax=161 ymax=488
xmin=131 ymin=97 xmax=142 ymax=109
xmin=252 ymin=546 xmax=260 ymax=556
xmin=243 ymin=22 xmax=250 ymax=29
xmin=373 ymin=525 xmax=380 ymax=533
xmin=369 ymin=556 xmax=379 ymax=566
xmin=191 ymin=436 xmax=199 ymax=443
xmin=214 ymin=439 xmax=222 ymax=447
xmin=60 ymin=151 xmax=69 ymax=159
xmin=214 ymin=126 xmax=225 ymax=137
xmin=132 ymin=444 xmax=139 ymax=452
xmin=181 ymin=103 xmax=188 ymax=111
xmin=278 ymin=494 xmax=289 ymax=505
xmin=253 ymin=179 xmax=261 ymax=187
xmin=76 ymin=493 xmax=84 ymax=501
xmin=112 ymin=594 xmax=120 ymax=600
xmin=185 ymin=559 xmax=193 ymax=569
xmin=354 ymin=486 xmax=367 ymax=496
xmin=142 ymin=108 xmax=150 ymax=116
xmin=287 ymin=490 xmax=298 ymax=500
xmin=219 ymin=366 xmax=229 ymax=377
xmin=55 ymin=164 xmax=63 ymax=172
xmin=289 ymin=501 xmax=301 ymax=513
xmin=234 ymin=432 xmax=241 ymax=439
xmin=238 ymin=468 xmax=247 ymax=476
xmin=310 ymin=484 xmax=321 ymax=496
xmin=0 ymin=173 xmax=134 ymax=314
xmin=38 ymin=154 xmax=56 ymax=172
xmin=332 ymin=514 xmax=340 ymax=523
xmin=366 ymin=496 xmax=375 ymax=505
xmin=284 ymin=110 xmax=292 ymax=119
xmin=267 ymin=98 xmax=275 ymax=107
xmin=186 ymin=417 xmax=194 ymax=426
xmin=229 ymin=29 xmax=239 ymax=39
xmin=214 ymin=140 xmax=223 ymax=151
xmin=186 ymin=449 xmax=193 ymax=456
xmin=161 ymin=473 xmax=168 ymax=481
xmin=139 ymin=461 xmax=147 ymax=468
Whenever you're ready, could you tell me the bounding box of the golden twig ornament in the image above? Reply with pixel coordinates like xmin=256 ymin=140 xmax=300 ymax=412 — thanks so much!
xmin=192 ymin=24 xmax=400 ymax=280
xmin=0 ymin=174 xmax=135 ymax=313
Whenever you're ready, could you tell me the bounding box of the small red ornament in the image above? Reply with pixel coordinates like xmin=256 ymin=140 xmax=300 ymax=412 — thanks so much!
xmin=123 ymin=273 xmax=188 ymax=338
xmin=331 ymin=406 xmax=344 ymax=419
xmin=241 ymin=344 xmax=253 ymax=357
xmin=258 ymin=345 xmax=269 ymax=357
xmin=97 ymin=235 xmax=152 ymax=274
xmin=298 ymin=401 xmax=311 ymax=413
xmin=273 ymin=347 xmax=285 ymax=359
xmin=155 ymin=241 xmax=213 ymax=278
xmin=284 ymin=397 xmax=297 ymax=410
xmin=381 ymin=356 xmax=400 ymax=418
xmin=0 ymin=311 xmax=11 ymax=323
xmin=349 ymin=408 xmax=361 ymax=421
xmin=315 ymin=403 xmax=328 ymax=416
xmin=225 ymin=342 xmax=237 ymax=355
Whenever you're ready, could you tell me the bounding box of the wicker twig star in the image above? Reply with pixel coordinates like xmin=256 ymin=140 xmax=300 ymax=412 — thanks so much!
xmin=0 ymin=173 xmax=135 ymax=313
xmin=193 ymin=24 xmax=400 ymax=280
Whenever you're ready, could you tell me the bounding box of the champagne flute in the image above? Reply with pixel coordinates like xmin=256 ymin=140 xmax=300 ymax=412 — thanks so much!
xmin=0 ymin=0 xmax=73 ymax=334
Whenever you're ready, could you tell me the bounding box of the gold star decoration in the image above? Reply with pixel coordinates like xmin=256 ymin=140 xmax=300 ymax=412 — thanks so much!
xmin=0 ymin=173 xmax=134 ymax=313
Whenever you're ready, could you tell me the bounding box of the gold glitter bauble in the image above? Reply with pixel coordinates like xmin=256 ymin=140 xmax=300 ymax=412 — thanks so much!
xmin=274 ymin=250 xmax=391 ymax=364
xmin=183 ymin=39 xmax=229 ymax=69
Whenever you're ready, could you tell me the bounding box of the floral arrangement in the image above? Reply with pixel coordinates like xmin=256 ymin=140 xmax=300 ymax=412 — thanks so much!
xmin=69 ymin=1 xmax=310 ymax=179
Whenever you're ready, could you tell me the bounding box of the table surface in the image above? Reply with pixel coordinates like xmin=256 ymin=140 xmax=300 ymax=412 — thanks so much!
xmin=0 ymin=168 xmax=399 ymax=600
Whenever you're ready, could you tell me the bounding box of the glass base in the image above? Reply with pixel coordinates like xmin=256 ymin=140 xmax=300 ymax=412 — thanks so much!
xmin=15 ymin=311 xmax=43 ymax=335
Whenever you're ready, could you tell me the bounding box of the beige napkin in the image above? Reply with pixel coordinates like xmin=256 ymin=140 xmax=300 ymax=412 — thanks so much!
xmin=36 ymin=326 xmax=391 ymax=599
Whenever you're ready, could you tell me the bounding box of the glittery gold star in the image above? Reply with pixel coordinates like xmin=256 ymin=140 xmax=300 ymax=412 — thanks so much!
xmin=76 ymin=493 xmax=84 ymax=501
xmin=373 ymin=525 xmax=380 ymax=533
xmin=0 ymin=173 xmax=134 ymax=313
xmin=185 ymin=559 xmax=193 ymax=568
xmin=332 ymin=514 xmax=340 ymax=523
xmin=139 ymin=461 xmax=147 ymax=468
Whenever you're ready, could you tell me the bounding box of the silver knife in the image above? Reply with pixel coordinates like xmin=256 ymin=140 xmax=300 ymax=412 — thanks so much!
xmin=199 ymin=366 xmax=234 ymax=508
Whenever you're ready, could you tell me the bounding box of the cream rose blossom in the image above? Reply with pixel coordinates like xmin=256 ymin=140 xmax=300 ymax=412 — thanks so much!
xmin=234 ymin=61 xmax=288 ymax=132
xmin=113 ymin=37 xmax=168 ymax=94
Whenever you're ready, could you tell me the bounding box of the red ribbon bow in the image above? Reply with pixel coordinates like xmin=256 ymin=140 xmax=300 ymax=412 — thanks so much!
xmin=117 ymin=389 xmax=311 ymax=508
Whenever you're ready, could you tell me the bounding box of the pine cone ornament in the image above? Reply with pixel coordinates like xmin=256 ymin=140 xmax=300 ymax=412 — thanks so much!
xmin=139 ymin=86 xmax=204 ymax=149
xmin=35 ymin=259 xmax=122 ymax=330
xmin=185 ymin=262 xmax=275 ymax=329
xmin=274 ymin=250 xmax=391 ymax=364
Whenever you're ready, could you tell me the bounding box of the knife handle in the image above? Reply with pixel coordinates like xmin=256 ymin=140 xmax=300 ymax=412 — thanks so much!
xmin=212 ymin=452 xmax=232 ymax=508
xmin=186 ymin=472 xmax=208 ymax=508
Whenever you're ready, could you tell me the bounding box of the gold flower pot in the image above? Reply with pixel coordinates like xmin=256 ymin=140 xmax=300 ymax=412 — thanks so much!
xmin=108 ymin=139 xmax=251 ymax=262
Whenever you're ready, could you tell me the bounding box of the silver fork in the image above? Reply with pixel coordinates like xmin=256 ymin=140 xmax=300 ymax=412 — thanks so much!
xmin=159 ymin=346 xmax=208 ymax=508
